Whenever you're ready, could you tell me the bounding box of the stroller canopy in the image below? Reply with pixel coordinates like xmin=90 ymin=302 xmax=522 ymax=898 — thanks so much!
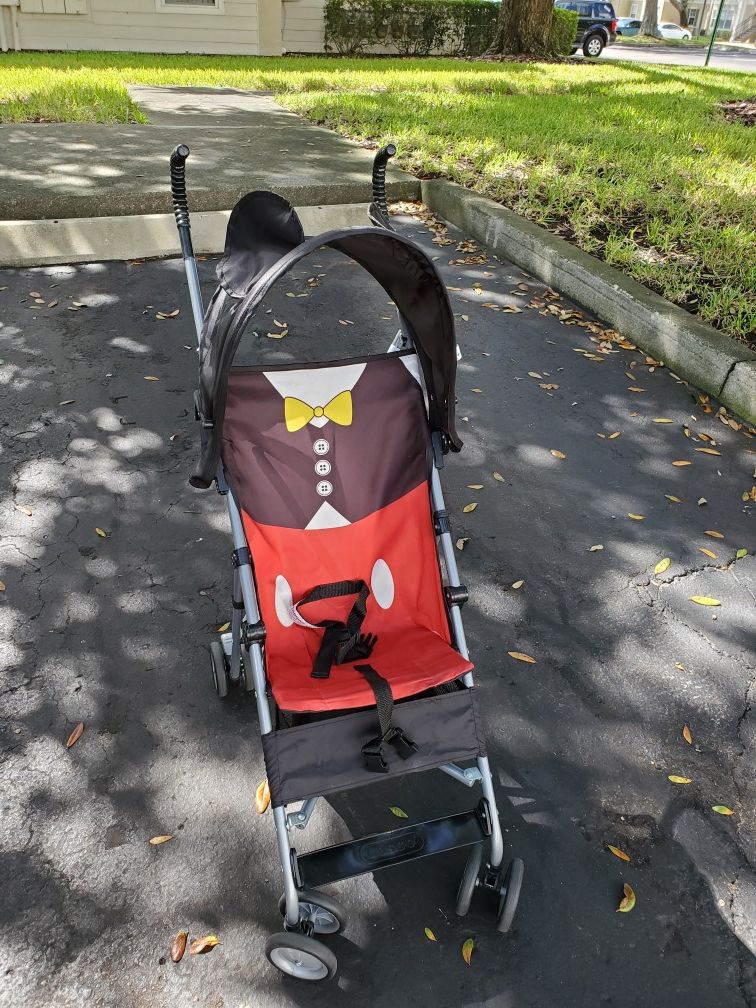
xmin=191 ymin=192 xmax=462 ymax=489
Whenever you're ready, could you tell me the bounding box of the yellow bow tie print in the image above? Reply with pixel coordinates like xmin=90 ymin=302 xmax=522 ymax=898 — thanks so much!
xmin=284 ymin=390 xmax=353 ymax=433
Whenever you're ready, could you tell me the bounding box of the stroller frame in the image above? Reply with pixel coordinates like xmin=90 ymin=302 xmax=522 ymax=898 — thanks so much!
xmin=169 ymin=143 xmax=522 ymax=979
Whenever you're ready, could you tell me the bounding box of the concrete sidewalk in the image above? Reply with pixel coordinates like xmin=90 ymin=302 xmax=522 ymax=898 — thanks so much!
xmin=0 ymin=88 xmax=419 ymax=221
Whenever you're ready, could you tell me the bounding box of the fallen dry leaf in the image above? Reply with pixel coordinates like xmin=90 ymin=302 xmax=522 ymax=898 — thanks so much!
xmin=528 ymin=371 xmax=543 ymax=379
xmin=266 ymin=330 xmax=288 ymax=339
xmin=665 ymin=495 xmax=682 ymax=503
xmin=455 ymin=538 xmax=469 ymax=550
xmin=704 ymin=530 xmax=724 ymax=539
xmin=689 ymin=596 xmax=721 ymax=606
xmin=617 ymin=883 xmax=636 ymax=913
xmin=149 ymin=834 xmax=173 ymax=845
xmin=189 ymin=935 xmax=219 ymax=955
xmin=255 ymin=779 xmax=271 ymax=814
xmin=550 ymin=450 xmax=566 ymax=460
xmin=508 ymin=651 xmax=536 ymax=664
xmin=675 ymin=662 xmax=685 ymax=671
xmin=682 ymin=724 xmax=693 ymax=745
xmin=668 ymin=775 xmax=692 ymax=785
xmin=627 ymin=514 xmax=645 ymax=521
xmin=654 ymin=558 xmax=671 ymax=575
xmin=511 ymin=579 xmax=525 ymax=589
xmin=712 ymin=805 xmax=734 ymax=816
xmin=466 ymin=484 xmax=483 ymax=490
xmin=699 ymin=548 xmax=717 ymax=560
xmin=695 ymin=448 xmax=721 ymax=456
xmin=424 ymin=927 xmax=437 ymax=942
xmin=0 ymin=581 xmax=5 ymax=592
xmin=14 ymin=505 xmax=33 ymax=517
xmin=672 ymin=460 xmax=692 ymax=467
xmin=493 ymin=472 xmax=505 ymax=482
xmin=95 ymin=527 xmax=107 ymax=538
xmin=589 ymin=544 xmax=604 ymax=552
xmin=628 ymin=387 xmax=645 ymax=393
xmin=389 ymin=806 xmax=408 ymax=819
xmin=144 ymin=376 xmax=160 ymax=381
xmin=608 ymin=845 xmax=631 ymax=862
xmin=170 ymin=930 xmax=188 ymax=963
xmin=65 ymin=722 xmax=84 ymax=749
xmin=462 ymin=503 xmax=478 ymax=513
xmin=653 ymin=418 xmax=674 ymax=424
xmin=462 ymin=937 xmax=474 ymax=965
xmin=59 ymin=399 xmax=75 ymax=406
xmin=217 ymin=622 xmax=230 ymax=633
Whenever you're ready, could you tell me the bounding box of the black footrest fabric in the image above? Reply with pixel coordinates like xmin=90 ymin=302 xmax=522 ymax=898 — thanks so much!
xmin=262 ymin=688 xmax=485 ymax=806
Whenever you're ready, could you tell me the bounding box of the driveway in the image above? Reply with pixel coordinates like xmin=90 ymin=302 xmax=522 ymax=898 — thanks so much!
xmin=1 ymin=210 xmax=754 ymax=1008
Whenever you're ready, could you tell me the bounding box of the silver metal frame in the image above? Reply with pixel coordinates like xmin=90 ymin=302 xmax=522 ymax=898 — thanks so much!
xmin=177 ymin=222 xmax=504 ymax=934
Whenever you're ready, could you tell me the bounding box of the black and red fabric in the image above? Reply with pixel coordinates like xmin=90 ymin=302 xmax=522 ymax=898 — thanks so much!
xmin=222 ymin=351 xmax=472 ymax=713
xmin=190 ymin=193 xmax=462 ymax=489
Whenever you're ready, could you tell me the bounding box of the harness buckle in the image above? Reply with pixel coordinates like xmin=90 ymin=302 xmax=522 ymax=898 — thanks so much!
xmin=362 ymin=738 xmax=389 ymax=774
xmin=385 ymin=726 xmax=418 ymax=760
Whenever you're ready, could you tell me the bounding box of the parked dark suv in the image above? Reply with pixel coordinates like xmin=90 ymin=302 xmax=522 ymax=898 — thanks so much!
xmin=555 ymin=1 xmax=617 ymax=57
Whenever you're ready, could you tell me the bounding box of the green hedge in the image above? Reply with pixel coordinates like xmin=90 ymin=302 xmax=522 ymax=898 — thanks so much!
xmin=550 ymin=8 xmax=579 ymax=54
xmin=324 ymin=1 xmax=578 ymax=57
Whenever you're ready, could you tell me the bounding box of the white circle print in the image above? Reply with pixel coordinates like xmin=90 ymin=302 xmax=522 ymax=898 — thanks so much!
xmin=316 ymin=480 xmax=333 ymax=497
xmin=315 ymin=459 xmax=331 ymax=476
xmin=313 ymin=439 xmax=330 ymax=456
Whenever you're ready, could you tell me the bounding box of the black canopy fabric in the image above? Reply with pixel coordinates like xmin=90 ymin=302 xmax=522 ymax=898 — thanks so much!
xmin=190 ymin=192 xmax=461 ymax=489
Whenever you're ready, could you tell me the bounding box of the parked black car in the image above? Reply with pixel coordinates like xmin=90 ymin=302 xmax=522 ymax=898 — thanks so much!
xmin=555 ymin=0 xmax=618 ymax=57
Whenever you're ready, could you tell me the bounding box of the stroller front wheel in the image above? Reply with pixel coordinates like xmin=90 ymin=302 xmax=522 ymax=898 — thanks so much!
xmin=278 ymin=889 xmax=348 ymax=935
xmin=455 ymin=842 xmax=483 ymax=916
xmin=265 ymin=932 xmax=337 ymax=981
xmin=495 ymin=857 xmax=524 ymax=934
xmin=209 ymin=641 xmax=230 ymax=699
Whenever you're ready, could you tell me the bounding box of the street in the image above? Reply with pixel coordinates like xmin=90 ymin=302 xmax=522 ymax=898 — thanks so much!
xmin=602 ymin=42 xmax=756 ymax=72
xmin=1 ymin=210 xmax=754 ymax=1008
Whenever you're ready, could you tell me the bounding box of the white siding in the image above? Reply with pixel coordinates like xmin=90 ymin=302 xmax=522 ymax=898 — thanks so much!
xmin=282 ymin=0 xmax=324 ymax=52
xmin=15 ymin=0 xmax=260 ymax=54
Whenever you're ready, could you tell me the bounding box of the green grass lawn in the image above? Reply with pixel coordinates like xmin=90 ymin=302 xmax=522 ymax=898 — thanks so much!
xmin=1 ymin=51 xmax=755 ymax=343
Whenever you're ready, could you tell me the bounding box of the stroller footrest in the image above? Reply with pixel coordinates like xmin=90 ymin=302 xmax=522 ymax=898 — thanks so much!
xmin=293 ymin=800 xmax=492 ymax=888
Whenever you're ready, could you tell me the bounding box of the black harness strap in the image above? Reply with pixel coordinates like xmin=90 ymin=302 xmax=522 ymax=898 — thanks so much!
xmin=297 ymin=580 xmax=373 ymax=679
xmin=355 ymin=663 xmax=418 ymax=773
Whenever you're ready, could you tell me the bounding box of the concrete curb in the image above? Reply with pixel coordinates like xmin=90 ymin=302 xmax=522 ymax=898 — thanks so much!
xmin=0 ymin=204 xmax=371 ymax=267
xmin=422 ymin=180 xmax=756 ymax=425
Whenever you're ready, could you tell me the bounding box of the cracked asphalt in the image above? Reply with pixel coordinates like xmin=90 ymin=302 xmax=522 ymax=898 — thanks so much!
xmin=1 ymin=211 xmax=754 ymax=1008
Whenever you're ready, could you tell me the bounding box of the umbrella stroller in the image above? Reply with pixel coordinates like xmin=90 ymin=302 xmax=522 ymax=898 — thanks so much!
xmin=168 ymin=143 xmax=524 ymax=980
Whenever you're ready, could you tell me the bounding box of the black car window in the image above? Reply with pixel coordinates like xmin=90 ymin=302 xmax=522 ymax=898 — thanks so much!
xmin=555 ymin=2 xmax=578 ymax=9
xmin=577 ymin=2 xmax=593 ymax=14
xmin=595 ymin=3 xmax=615 ymax=16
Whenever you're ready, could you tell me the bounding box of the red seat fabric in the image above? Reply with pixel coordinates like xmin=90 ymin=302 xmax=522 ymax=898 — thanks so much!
xmin=223 ymin=353 xmax=473 ymax=714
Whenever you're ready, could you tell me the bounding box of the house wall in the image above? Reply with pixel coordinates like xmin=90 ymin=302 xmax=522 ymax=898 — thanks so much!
xmin=612 ymin=1 xmax=682 ymax=23
xmin=282 ymin=0 xmax=324 ymax=52
xmin=12 ymin=0 xmax=263 ymax=54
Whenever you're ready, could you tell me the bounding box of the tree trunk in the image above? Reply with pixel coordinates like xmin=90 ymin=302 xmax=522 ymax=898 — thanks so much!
xmin=490 ymin=0 xmax=554 ymax=55
xmin=641 ymin=0 xmax=660 ymax=36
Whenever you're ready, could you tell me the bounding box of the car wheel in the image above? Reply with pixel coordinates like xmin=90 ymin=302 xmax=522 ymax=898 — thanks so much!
xmin=583 ymin=33 xmax=605 ymax=57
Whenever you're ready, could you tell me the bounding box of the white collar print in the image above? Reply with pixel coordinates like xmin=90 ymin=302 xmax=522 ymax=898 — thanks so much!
xmin=263 ymin=362 xmax=367 ymax=429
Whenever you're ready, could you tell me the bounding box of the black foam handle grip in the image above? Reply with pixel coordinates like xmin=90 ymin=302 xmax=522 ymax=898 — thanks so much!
xmin=169 ymin=143 xmax=191 ymax=230
xmin=371 ymin=143 xmax=396 ymax=221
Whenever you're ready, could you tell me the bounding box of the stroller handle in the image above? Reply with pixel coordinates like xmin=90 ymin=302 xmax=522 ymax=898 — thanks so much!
xmin=371 ymin=143 xmax=396 ymax=226
xmin=170 ymin=143 xmax=192 ymax=234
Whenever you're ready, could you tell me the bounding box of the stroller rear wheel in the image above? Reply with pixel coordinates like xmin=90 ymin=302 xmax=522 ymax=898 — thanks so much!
xmin=265 ymin=932 xmax=337 ymax=981
xmin=495 ymin=857 xmax=524 ymax=933
xmin=278 ymin=889 xmax=348 ymax=935
xmin=209 ymin=641 xmax=230 ymax=699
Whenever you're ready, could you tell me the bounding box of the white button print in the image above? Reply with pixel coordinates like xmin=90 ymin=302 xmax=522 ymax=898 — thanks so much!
xmin=316 ymin=480 xmax=333 ymax=497
xmin=315 ymin=459 xmax=331 ymax=476
xmin=313 ymin=439 xmax=330 ymax=456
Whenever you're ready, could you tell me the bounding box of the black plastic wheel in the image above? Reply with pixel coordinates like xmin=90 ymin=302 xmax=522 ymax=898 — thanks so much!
xmin=278 ymin=889 xmax=348 ymax=935
xmin=496 ymin=857 xmax=524 ymax=934
xmin=265 ymin=932 xmax=337 ymax=981
xmin=239 ymin=647 xmax=256 ymax=694
xmin=209 ymin=640 xmax=230 ymax=699
xmin=455 ymin=842 xmax=483 ymax=917
xmin=583 ymin=32 xmax=605 ymax=56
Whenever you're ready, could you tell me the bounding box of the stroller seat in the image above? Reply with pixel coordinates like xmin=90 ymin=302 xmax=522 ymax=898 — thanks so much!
xmin=222 ymin=351 xmax=473 ymax=715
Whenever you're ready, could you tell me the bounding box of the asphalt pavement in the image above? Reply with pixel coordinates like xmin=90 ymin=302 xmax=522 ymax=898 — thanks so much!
xmin=603 ymin=42 xmax=756 ymax=71
xmin=1 ymin=210 xmax=755 ymax=1008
